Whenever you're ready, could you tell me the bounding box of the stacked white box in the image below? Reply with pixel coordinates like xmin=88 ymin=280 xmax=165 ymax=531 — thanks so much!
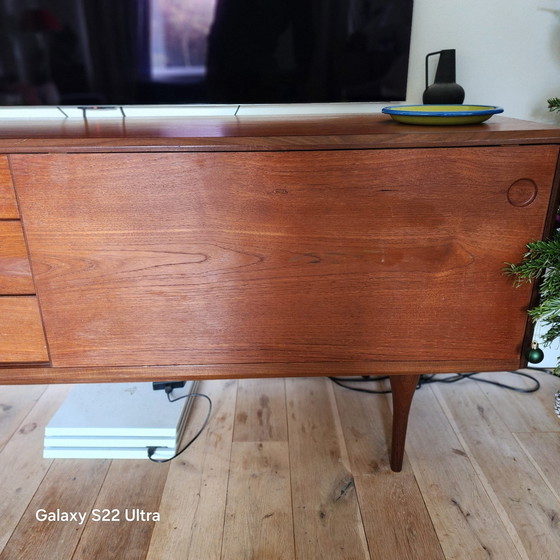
xmin=44 ymin=381 xmax=198 ymax=460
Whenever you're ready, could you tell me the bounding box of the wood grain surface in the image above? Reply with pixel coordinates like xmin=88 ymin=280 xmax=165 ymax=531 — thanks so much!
xmin=286 ymin=378 xmax=370 ymax=559
xmin=0 ymin=384 xmax=71 ymax=551
xmin=0 ymin=156 xmax=18 ymax=218
xmin=11 ymin=145 xmax=557 ymax=371
xmin=71 ymin=461 xmax=169 ymax=560
xmin=0 ymin=297 xmax=49 ymax=364
xmin=0 ymin=459 xmax=110 ymax=560
xmin=3 ymin=372 xmax=560 ymax=559
xmin=0 ymin=221 xmax=34 ymax=294
xmin=1 ymin=114 xmax=560 ymax=154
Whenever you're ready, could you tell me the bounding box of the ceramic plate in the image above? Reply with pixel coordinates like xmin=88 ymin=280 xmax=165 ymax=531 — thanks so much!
xmin=382 ymin=104 xmax=504 ymax=125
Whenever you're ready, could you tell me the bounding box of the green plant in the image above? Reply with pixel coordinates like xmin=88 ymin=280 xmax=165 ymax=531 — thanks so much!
xmin=505 ymin=230 xmax=560 ymax=374
xmin=549 ymin=97 xmax=560 ymax=113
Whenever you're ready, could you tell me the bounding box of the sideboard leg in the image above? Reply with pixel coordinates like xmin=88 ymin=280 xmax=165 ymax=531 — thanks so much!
xmin=389 ymin=374 xmax=420 ymax=472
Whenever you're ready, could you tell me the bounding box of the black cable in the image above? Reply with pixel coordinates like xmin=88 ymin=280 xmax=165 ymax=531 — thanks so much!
xmin=147 ymin=390 xmax=213 ymax=463
xmin=330 ymin=369 xmax=543 ymax=394
xmin=418 ymin=371 xmax=541 ymax=393
xmin=329 ymin=375 xmax=393 ymax=394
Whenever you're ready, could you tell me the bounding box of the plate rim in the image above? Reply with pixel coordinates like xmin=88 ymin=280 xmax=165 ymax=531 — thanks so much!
xmin=382 ymin=104 xmax=504 ymax=118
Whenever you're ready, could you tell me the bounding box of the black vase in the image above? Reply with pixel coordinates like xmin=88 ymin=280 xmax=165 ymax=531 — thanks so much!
xmin=423 ymin=49 xmax=465 ymax=105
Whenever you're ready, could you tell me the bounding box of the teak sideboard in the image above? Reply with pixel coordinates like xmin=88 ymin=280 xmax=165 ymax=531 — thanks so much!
xmin=1 ymin=113 xmax=559 ymax=471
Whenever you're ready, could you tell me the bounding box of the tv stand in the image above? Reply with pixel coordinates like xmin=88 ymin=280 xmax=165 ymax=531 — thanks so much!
xmin=1 ymin=114 xmax=559 ymax=471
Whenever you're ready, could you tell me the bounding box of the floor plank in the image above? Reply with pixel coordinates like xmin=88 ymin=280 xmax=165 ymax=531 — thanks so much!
xmin=286 ymin=378 xmax=370 ymax=560
xmin=0 ymin=384 xmax=47 ymax=451
xmin=0 ymin=459 xmax=110 ymax=560
xmin=72 ymin=460 xmax=170 ymax=560
xmin=463 ymin=370 xmax=560 ymax=433
xmin=146 ymin=379 xmax=237 ymax=560
xmin=0 ymin=384 xmax=71 ymax=551
xmin=514 ymin=431 xmax=560 ymax=502
xmin=407 ymin=385 xmax=525 ymax=560
xmin=434 ymin=380 xmax=560 ymax=559
xmin=222 ymin=441 xmax=294 ymax=560
xmin=233 ymin=378 xmax=288 ymax=442
xmin=332 ymin=380 xmax=445 ymax=559
xmin=521 ymin=368 xmax=560 ymax=416
xmin=332 ymin=378 xmax=392 ymax=474
xmin=355 ymin=472 xmax=445 ymax=560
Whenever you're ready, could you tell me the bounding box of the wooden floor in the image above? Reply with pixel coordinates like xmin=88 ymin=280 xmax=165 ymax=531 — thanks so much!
xmin=1 ymin=369 xmax=559 ymax=559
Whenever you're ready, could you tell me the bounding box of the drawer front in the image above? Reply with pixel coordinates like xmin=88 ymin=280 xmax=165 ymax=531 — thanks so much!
xmin=0 ymin=163 xmax=46 ymax=363
xmin=0 ymin=221 xmax=34 ymax=294
xmin=0 ymin=156 xmax=19 ymax=219
xmin=0 ymin=297 xmax=48 ymax=364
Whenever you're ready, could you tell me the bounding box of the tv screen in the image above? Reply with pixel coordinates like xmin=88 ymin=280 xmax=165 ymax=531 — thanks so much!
xmin=0 ymin=0 xmax=414 ymax=107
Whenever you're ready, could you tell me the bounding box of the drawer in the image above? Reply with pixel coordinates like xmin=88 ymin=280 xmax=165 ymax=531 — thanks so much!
xmin=0 ymin=296 xmax=48 ymax=363
xmin=0 ymin=221 xmax=34 ymax=294
xmin=0 ymin=156 xmax=18 ymax=219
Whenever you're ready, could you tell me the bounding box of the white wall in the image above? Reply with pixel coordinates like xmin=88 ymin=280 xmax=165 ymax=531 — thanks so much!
xmin=407 ymin=0 xmax=560 ymax=123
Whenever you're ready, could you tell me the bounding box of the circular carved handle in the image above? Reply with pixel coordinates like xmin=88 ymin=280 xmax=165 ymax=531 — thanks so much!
xmin=507 ymin=178 xmax=538 ymax=207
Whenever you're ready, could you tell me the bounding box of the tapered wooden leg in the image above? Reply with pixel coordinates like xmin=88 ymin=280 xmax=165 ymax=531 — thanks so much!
xmin=389 ymin=374 xmax=420 ymax=472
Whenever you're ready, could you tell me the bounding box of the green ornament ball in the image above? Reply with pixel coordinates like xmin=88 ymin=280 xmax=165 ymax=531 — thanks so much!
xmin=527 ymin=345 xmax=544 ymax=364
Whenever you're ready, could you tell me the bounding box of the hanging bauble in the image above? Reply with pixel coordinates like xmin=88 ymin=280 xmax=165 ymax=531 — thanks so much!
xmin=527 ymin=341 xmax=544 ymax=364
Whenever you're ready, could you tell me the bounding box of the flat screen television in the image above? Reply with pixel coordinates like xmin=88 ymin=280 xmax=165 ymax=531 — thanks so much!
xmin=0 ymin=0 xmax=414 ymax=110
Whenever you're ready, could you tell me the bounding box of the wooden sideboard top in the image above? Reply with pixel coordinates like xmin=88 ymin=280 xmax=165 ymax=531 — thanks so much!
xmin=0 ymin=114 xmax=559 ymax=153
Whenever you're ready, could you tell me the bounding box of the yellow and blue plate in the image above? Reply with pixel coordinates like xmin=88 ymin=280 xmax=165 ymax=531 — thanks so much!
xmin=382 ymin=104 xmax=503 ymax=125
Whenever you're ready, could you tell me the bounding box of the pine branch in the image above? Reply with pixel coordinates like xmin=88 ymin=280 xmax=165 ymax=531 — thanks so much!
xmin=540 ymin=321 xmax=560 ymax=345
xmin=505 ymin=234 xmax=560 ymax=286
xmin=548 ymin=97 xmax=560 ymax=112
xmin=528 ymin=296 xmax=560 ymax=322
